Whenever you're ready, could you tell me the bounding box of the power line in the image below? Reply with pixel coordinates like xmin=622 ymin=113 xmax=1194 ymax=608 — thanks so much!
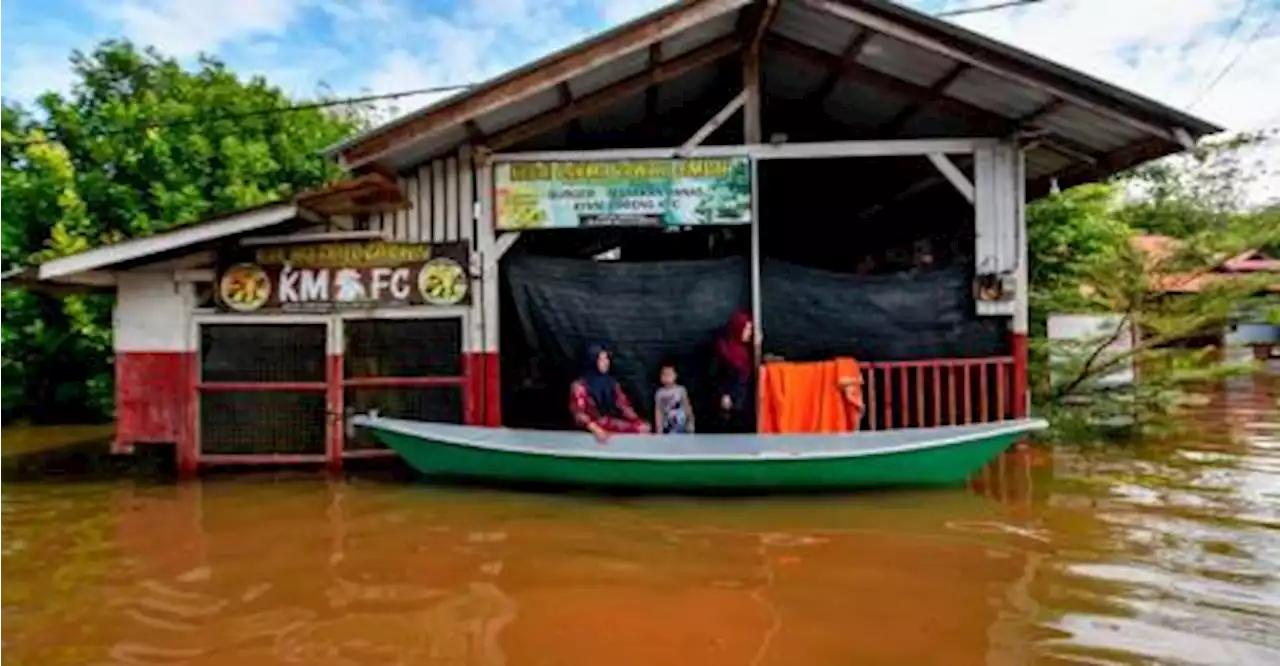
xmin=5 ymin=1 xmax=1052 ymax=148
xmin=1189 ymin=10 xmax=1276 ymax=110
xmin=1191 ymin=0 xmax=1254 ymax=96
xmin=5 ymin=83 xmax=473 ymax=147
xmin=937 ymin=0 xmax=1047 ymax=18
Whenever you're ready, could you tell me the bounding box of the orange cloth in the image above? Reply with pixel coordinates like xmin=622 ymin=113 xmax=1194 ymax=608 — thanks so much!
xmin=758 ymin=358 xmax=864 ymax=434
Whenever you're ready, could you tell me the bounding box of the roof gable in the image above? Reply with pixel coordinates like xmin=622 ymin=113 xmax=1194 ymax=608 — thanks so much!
xmin=329 ymin=0 xmax=1221 ymax=195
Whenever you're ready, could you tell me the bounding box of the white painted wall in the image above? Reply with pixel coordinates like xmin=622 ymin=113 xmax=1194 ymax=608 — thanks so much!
xmin=974 ymin=142 xmax=1022 ymax=320
xmin=113 ymin=271 xmax=194 ymax=352
xmin=1225 ymin=322 xmax=1278 ymax=346
xmin=1047 ymin=313 xmax=1135 ymax=387
xmin=372 ymin=146 xmax=485 ymax=354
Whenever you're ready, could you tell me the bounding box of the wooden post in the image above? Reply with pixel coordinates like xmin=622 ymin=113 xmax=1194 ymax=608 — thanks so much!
xmin=1012 ymin=145 xmax=1030 ymax=417
xmin=743 ymin=47 xmax=762 ymax=144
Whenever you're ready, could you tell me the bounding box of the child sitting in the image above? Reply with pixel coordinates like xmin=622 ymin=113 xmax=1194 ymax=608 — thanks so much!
xmin=653 ymin=361 xmax=695 ymax=434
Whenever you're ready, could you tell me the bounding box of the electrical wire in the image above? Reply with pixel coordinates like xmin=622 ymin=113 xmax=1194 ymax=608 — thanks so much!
xmin=1190 ymin=0 xmax=1254 ymax=98
xmin=4 ymin=0 xmax=1053 ymax=148
xmin=936 ymin=0 xmax=1047 ymax=18
xmin=4 ymin=83 xmax=473 ymax=147
xmin=1188 ymin=10 xmax=1276 ymax=110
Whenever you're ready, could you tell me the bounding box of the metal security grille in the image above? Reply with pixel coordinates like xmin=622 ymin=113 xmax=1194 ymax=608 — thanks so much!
xmin=345 ymin=387 xmax=464 ymax=450
xmin=201 ymin=324 xmax=326 ymax=383
xmin=198 ymin=323 xmax=329 ymax=458
xmin=344 ymin=319 xmax=462 ymax=378
xmin=200 ymin=391 xmax=327 ymax=454
xmin=343 ymin=318 xmax=467 ymax=451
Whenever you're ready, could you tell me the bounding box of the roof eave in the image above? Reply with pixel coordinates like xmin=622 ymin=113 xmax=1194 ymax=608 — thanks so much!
xmin=323 ymin=0 xmax=752 ymax=163
xmin=854 ymin=0 xmax=1223 ymax=137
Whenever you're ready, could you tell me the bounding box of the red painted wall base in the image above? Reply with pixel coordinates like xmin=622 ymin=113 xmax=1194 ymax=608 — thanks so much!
xmin=482 ymin=352 xmax=502 ymax=426
xmin=1010 ymin=332 xmax=1029 ymax=418
xmin=463 ymin=352 xmax=485 ymax=425
xmin=116 ymin=352 xmax=195 ymax=458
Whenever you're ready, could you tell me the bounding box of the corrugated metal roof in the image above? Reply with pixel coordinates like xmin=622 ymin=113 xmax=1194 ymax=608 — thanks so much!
xmin=857 ymin=34 xmax=955 ymax=88
xmin=762 ymin=52 xmax=826 ymax=100
xmin=335 ymin=0 xmax=1223 ymax=196
xmin=946 ymin=68 xmax=1049 ymax=120
xmin=661 ymin=11 xmax=740 ymax=58
xmin=570 ymin=48 xmax=651 ymax=98
xmin=771 ymin=0 xmax=858 ymax=54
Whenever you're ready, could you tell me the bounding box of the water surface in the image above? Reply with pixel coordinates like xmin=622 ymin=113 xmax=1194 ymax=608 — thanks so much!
xmin=3 ymin=377 xmax=1277 ymax=665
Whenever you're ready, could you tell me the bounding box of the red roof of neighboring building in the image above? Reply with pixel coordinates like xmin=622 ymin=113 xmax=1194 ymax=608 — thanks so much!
xmin=1130 ymin=234 xmax=1279 ymax=294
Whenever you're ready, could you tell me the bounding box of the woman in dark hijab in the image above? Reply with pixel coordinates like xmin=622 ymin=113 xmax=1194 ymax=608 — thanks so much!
xmin=712 ymin=310 xmax=755 ymax=433
xmin=569 ymin=343 xmax=650 ymax=442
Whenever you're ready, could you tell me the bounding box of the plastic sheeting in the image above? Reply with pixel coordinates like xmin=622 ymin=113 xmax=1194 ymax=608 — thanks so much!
xmin=503 ymin=256 xmax=1006 ymax=416
xmin=505 ymin=256 xmax=749 ymax=416
xmin=760 ymin=259 xmax=1006 ymax=362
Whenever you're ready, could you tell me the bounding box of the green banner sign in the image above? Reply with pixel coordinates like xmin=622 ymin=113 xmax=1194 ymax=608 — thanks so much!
xmin=494 ymin=157 xmax=752 ymax=230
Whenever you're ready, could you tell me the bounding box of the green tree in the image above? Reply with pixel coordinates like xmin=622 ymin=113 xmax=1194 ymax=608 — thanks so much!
xmin=1027 ymin=132 xmax=1279 ymax=436
xmin=2 ymin=40 xmax=364 ymax=424
xmin=1118 ymin=130 xmax=1278 ymax=243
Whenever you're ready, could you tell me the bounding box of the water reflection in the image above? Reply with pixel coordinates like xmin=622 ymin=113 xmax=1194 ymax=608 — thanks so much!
xmin=2 ymin=376 xmax=1277 ymax=665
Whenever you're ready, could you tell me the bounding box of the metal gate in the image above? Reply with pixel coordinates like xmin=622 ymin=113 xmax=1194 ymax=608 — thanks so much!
xmin=341 ymin=311 xmax=468 ymax=456
xmin=194 ymin=311 xmax=469 ymax=467
xmin=196 ymin=316 xmax=332 ymax=464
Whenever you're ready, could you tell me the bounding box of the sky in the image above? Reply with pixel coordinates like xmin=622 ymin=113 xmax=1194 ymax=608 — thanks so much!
xmin=2 ymin=0 xmax=1278 ymax=201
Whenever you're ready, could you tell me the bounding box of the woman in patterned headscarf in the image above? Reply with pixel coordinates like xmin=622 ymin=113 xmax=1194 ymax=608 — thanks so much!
xmin=569 ymin=343 xmax=650 ymax=442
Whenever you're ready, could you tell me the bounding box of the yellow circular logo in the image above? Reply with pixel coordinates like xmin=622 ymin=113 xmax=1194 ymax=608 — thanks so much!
xmin=418 ymin=258 xmax=467 ymax=305
xmin=218 ymin=263 xmax=271 ymax=311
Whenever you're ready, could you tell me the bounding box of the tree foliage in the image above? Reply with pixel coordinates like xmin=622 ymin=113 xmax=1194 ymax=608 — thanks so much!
xmin=2 ymin=41 xmax=364 ymax=424
xmin=1027 ymin=132 xmax=1280 ymax=436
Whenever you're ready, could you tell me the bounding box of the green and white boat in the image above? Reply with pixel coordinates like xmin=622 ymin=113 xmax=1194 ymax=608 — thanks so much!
xmin=351 ymin=414 xmax=1047 ymax=492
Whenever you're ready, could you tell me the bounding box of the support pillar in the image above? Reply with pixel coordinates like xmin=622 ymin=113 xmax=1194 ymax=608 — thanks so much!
xmin=1012 ymin=145 xmax=1030 ymax=417
xmin=475 ymin=155 xmax=504 ymax=427
xmin=325 ymin=320 xmax=344 ymax=472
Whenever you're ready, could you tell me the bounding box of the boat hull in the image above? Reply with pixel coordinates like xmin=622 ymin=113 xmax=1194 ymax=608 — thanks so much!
xmin=358 ymin=419 xmax=1044 ymax=492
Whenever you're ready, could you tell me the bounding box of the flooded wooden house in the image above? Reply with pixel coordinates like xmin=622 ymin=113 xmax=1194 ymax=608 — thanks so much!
xmin=16 ymin=0 xmax=1220 ymax=471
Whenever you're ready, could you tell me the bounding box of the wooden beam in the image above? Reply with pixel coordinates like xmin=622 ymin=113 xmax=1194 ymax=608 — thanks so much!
xmin=743 ymin=0 xmax=775 ymax=145
xmin=486 ymin=37 xmax=742 ymax=151
xmin=1027 ymin=137 xmax=1172 ymax=200
xmin=927 ymin=153 xmax=975 ymax=203
xmin=803 ymin=0 xmax=1177 ymax=141
xmin=749 ymin=0 xmax=780 ymax=56
xmin=771 ymin=36 xmax=1106 ymax=160
xmin=880 ymin=63 xmax=968 ymax=134
xmin=559 ymin=82 xmax=584 ymax=141
xmin=743 ymin=51 xmax=762 ymax=143
xmin=493 ymin=138 xmax=997 ymax=163
xmin=339 ymin=0 xmax=752 ymax=165
xmin=804 ymin=29 xmax=874 ymax=107
xmin=1017 ymin=98 xmax=1066 ymax=126
xmin=682 ymin=89 xmax=748 ymax=152
xmin=644 ymin=42 xmax=662 ymax=131
xmin=488 ymin=232 xmax=521 ymax=270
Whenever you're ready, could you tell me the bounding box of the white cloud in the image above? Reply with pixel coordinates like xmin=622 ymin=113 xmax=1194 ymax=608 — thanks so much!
xmin=3 ymin=46 xmax=79 ymax=102
xmin=100 ymin=0 xmax=308 ymax=58
xmin=929 ymin=0 xmax=1279 ymax=204
xmin=590 ymin=0 xmax=668 ymax=25
xmin=355 ymin=1 xmax=591 ymax=122
xmin=3 ymin=0 xmax=1275 ymax=202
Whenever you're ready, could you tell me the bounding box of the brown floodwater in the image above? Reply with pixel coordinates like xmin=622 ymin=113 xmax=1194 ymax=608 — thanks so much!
xmin=3 ymin=377 xmax=1278 ymax=665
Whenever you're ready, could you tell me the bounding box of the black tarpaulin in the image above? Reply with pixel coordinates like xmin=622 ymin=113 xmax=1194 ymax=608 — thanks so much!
xmin=503 ymin=256 xmax=1005 ymax=421
xmin=759 ymin=260 xmax=1006 ymax=362
xmin=504 ymin=255 xmax=749 ymax=417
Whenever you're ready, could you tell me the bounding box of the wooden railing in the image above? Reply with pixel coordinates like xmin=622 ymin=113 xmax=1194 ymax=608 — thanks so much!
xmin=860 ymin=356 xmax=1016 ymax=430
